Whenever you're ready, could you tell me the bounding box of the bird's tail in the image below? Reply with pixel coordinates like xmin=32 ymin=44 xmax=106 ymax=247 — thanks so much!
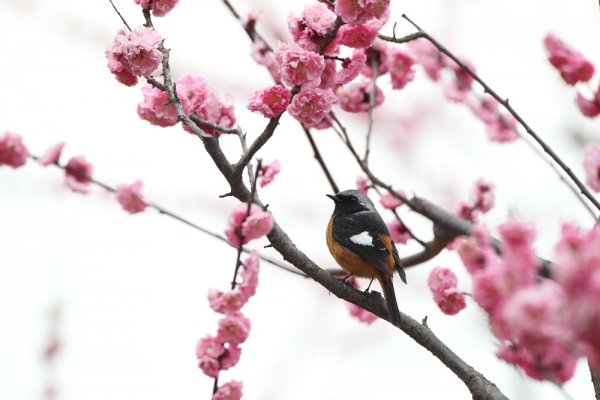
xmin=380 ymin=276 xmax=401 ymax=326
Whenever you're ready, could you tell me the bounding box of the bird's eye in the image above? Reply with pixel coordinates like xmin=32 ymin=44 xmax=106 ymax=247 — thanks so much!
xmin=350 ymin=196 xmax=358 ymax=202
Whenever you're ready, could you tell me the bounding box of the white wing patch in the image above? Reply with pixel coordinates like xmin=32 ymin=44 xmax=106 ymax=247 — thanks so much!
xmin=349 ymin=231 xmax=374 ymax=247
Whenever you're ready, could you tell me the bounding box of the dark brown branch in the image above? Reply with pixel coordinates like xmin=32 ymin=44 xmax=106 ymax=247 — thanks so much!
xmin=233 ymin=116 xmax=282 ymax=175
xmin=197 ymin=118 xmax=508 ymax=400
xmin=301 ymin=125 xmax=340 ymax=193
xmin=317 ymin=16 xmax=343 ymax=54
xmin=107 ymin=0 xmax=132 ymax=31
xmin=590 ymin=364 xmax=600 ymax=400
xmin=384 ymin=15 xmax=600 ymax=218
xmin=190 ymin=114 xmax=243 ymax=135
xmin=378 ymin=31 xmax=425 ymax=44
xmin=157 ymin=45 xmax=213 ymax=139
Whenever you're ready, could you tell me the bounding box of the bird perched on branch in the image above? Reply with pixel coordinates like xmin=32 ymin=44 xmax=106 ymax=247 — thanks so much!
xmin=326 ymin=189 xmax=406 ymax=325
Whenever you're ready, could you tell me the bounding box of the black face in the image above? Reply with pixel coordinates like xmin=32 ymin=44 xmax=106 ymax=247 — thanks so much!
xmin=327 ymin=190 xmax=371 ymax=215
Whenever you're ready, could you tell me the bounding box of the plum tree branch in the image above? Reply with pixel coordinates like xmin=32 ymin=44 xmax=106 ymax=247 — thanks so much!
xmin=381 ymin=15 xmax=600 ymax=219
xmin=197 ymin=127 xmax=509 ymax=400
xmin=28 ymin=154 xmax=300 ymax=275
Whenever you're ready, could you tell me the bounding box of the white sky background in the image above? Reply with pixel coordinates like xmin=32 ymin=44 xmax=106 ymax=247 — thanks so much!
xmin=1 ymin=0 xmax=599 ymax=399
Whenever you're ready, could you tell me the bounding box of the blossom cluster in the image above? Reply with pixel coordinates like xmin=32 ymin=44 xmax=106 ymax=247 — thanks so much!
xmin=455 ymin=179 xmax=495 ymax=222
xmin=224 ymin=203 xmax=274 ymax=248
xmin=106 ymin=26 xmax=163 ymax=87
xmin=427 ymin=267 xmax=466 ymax=315
xmin=246 ymin=1 xmax=417 ymax=126
xmin=343 ymin=276 xmax=378 ymax=324
xmin=134 ymin=0 xmax=179 ymax=17
xmin=543 ymin=33 xmax=599 ymax=118
xmin=138 ymin=74 xmax=236 ymax=136
xmin=457 ymin=219 xmax=600 ymax=383
xmin=1 ymin=133 xmax=148 ymax=213
xmin=409 ymin=40 xmax=518 ymax=143
xmin=196 ymin=250 xmax=261 ymax=400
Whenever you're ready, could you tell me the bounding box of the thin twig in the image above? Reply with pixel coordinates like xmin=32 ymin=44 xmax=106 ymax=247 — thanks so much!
xmin=107 ymin=0 xmax=132 ymax=31
xmin=189 ymin=114 xmax=243 ymax=135
xmin=28 ymin=154 xmax=297 ymax=274
xmin=301 ymin=125 xmax=340 ymax=193
xmin=364 ymin=51 xmax=379 ymax=165
xmin=158 ymin=44 xmax=213 ymax=139
xmin=231 ymin=160 xmax=263 ymax=289
xmin=234 ymin=116 xmax=281 ymax=176
xmin=317 ymin=16 xmax=343 ymax=54
xmin=387 ymin=14 xmax=600 ymax=218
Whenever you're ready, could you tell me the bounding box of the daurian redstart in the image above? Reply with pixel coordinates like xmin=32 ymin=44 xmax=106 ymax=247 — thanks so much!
xmin=326 ymin=189 xmax=406 ymax=325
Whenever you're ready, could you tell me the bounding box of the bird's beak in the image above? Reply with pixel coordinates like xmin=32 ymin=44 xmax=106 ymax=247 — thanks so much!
xmin=326 ymin=194 xmax=339 ymax=203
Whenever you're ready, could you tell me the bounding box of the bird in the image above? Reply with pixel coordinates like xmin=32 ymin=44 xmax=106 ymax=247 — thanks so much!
xmin=326 ymin=189 xmax=406 ymax=325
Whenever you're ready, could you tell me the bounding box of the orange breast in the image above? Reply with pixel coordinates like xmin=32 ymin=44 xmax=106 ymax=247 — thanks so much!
xmin=326 ymin=216 xmax=378 ymax=278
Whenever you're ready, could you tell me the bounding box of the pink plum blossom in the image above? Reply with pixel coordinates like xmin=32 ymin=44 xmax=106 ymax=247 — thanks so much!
xmin=196 ymin=336 xmax=225 ymax=359
xmin=443 ymin=60 xmax=475 ymax=102
xmin=287 ymin=87 xmax=337 ymax=127
xmin=0 ymin=132 xmax=28 ymax=168
xmin=468 ymin=95 xmax=500 ymax=124
xmin=361 ymin=39 xmax=389 ymax=77
xmin=115 ymin=180 xmax=148 ymax=214
xmin=105 ymin=26 xmax=163 ymax=85
xmin=193 ymin=91 xmax=237 ymax=136
xmin=137 ymin=75 xmax=213 ymax=129
xmin=335 ymin=20 xmax=381 ymax=49
xmin=496 ymin=341 xmax=576 ymax=384
xmin=336 ymin=50 xmax=366 ymax=85
xmin=543 ymin=33 xmax=595 ymax=85
xmin=251 ymin=40 xmax=272 ymax=66
xmin=217 ymin=312 xmax=251 ymax=345
xmin=469 ymin=179 xmax=494 ymax=213
xmin=409 ymin=39 xmax=445 ymax=80
xmin=387 ymin=219 xmax=410 ymax=244
xmin=219 ymin=343 xmax=242 ymax=370
xmin=428 ymin=267 xmax=465 ymax=315
xmin=428 ymin=266 xmax=458 ymax=296
xmin=347 ymin=303 xmax=378 ymax=324
xmin=288 ymin=4 xmax=337 ymax=53
xmin=224 ymin=203 xmax=274 ymax=247
xmin=337 ymin=79 xmax=384 ymax=113
xmin=208 ymin=289 xmax=247 ymax=315
xmin=385 ymin=48 xmax=416 ymax=90
xmin=38 ymin=142 xmax=65 ymax=167
xmin=583 ymin=143 xmax=600 ymax=192
xmin=137 ymin=84 xmax=180 ymax=127
xmin=198 ymin=357 xmax=220 ymax=378
xmin=258 ymin=159 xmax=281 ymax=187
xmin=335 ymin=0 xmax=390 ymax=25
xmin=554 ymin=223 xmax=600 ymax=366
xmin=239 ymin=251 xmax=260 ymax=299
xmin=344 ymin=276 xmax=378 ymax=324
xmin=134 ymin=0 xmax=179 ymax=17
xmin=213 ymin=381 xmax=243 ymax=400
xmin=485 ymin=113 xmax=519 ymax=143
xmin=319 ymin=59 xmax=338 ymax=89
xmin=275 ymin=43 xmax=325 ymax=88
xmin=576 ymin=90 xmax=600 ymax=118
xmin=457 ymin=226 xmax=497 ymax=275
xmin=196 ymin=336 xmax=242 ymax=377
xmin=356 ymin=176 xmax=370 ymax=194
xmin=247 ymin=86 xmax=292 ymax=118
xmin=379 ymin=190 xmax=405 ymax=209
xmin=302 ymin=3 xmax=337 ymax=35
xmin=64 ymin=156 xmax=93 ymax=194
xmin=434 ymin=288 xmax=466 ymax=315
